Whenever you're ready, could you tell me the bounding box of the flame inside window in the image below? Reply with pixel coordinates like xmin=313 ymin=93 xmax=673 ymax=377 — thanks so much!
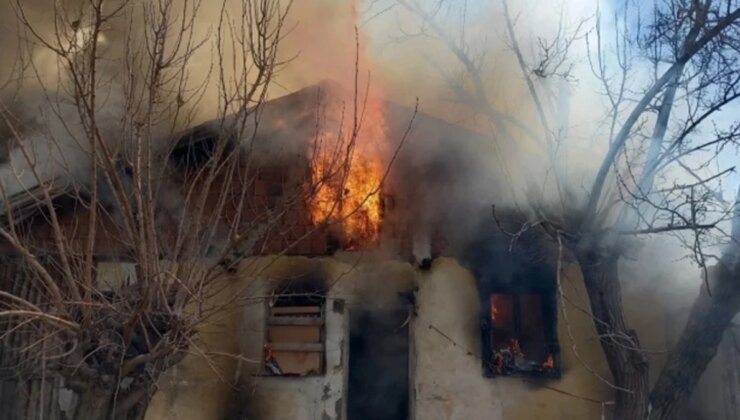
xmin=486 ymin=293 xmax=559 ymax=377
xmin=543 ymin=354 xmax=555 ymax=369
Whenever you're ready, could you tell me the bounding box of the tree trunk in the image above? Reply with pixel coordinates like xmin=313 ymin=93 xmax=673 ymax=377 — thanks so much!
xmin=575 ymin=250 xmax=650 ymax=420
xmin=649 ymin=264 xmax=740 ymax=420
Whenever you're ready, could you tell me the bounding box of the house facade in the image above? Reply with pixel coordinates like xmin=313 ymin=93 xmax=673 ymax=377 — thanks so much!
xmin=142 ymin=254 xmax=617 ymax=420
xmin=0 ymin=82 xmax=737 ymax=420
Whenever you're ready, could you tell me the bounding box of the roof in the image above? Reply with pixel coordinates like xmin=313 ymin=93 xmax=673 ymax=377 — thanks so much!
xmin=0 ymin=81 xmax=500 ymax=259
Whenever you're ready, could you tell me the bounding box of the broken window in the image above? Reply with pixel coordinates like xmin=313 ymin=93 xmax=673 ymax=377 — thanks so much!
xmin=484 ymin=289 xmax=560 ymax=378
xmin=263 ymin=293 xmax=325 ymax=376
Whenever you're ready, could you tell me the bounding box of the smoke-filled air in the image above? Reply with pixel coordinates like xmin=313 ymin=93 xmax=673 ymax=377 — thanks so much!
xmin=1 ymin=1 xmax=740 ymax=419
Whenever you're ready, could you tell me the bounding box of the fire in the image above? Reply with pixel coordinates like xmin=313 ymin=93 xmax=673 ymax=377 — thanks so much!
xmin=309 ymin=93 xmax=386 ymax=247
xmin=490 ymin=296 xmax=499 ymax=320
xmin=543 ymin=354 xmax=555 ymax=369
xmin=264 ymin=343 xmax=274 ymax=361
xmin=509 ymin=338 xmax=523 ymax=356
xmin=495 ymin=354 xmax=504 ymax=374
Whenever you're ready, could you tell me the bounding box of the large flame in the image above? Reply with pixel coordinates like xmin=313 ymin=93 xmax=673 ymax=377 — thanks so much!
xmin=309 ymin=94 xmax=386 ymax=247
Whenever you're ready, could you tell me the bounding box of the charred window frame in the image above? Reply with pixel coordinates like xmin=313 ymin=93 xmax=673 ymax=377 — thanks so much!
xmin=263 ymin=292 xmax=326 ymax=377
xmin=482 ymin=283 xmax=561 ymax=378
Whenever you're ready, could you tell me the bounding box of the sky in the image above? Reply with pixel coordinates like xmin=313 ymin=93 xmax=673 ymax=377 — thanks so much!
xmin=360 ymin=0 xmax=740 ymax=203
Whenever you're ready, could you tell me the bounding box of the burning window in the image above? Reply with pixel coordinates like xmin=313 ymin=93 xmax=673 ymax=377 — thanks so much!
xmin=307 ymin=93 xmax=387 ymax=251
xmin=263 ymin=294 xmax=325 ymax=376
xmin=484 ymin=291 xmax=560 ymax=378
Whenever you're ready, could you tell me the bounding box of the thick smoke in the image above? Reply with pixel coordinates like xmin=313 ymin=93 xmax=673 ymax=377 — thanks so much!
xmin=353 ymin=7 xmax=735 ymax=416
xmin=353 ymin=1 xmax=713 ymax=285
xmin=0 ymin=0 xmax=718 ymax=313
xmin=0 ymin=1 xmax=731 ymax=414
xmin=0 ymin=0 xmax=715 ymax=273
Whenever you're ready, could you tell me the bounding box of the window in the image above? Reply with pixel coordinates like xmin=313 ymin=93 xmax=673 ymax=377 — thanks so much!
xmin=263 ymin=294 xmax=325 ymax=376
xmin=483 ymin=289 xmax=560 ymax=378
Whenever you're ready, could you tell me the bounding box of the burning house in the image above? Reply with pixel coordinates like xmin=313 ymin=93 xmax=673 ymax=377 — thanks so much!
xmin=138 ymin=82 xmax=609 ymax=420
xmin=0 ymin=80 xmax=732 ymax=420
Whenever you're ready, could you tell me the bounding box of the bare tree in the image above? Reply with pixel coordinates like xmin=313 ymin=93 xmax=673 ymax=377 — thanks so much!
xmin=380 ymin=0 xmax=740 ymax=418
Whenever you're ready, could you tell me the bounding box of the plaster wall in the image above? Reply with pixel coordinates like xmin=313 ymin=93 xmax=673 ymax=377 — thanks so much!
xmin=145 ymin=254 xmax=416 ymax=420
xmin=411 ymin=258 xmax=612 ymax=420
xmin=238 ymin=275 xmax=347 ymax=420
xmin=144 ymin=254 xmax=727 ymax=420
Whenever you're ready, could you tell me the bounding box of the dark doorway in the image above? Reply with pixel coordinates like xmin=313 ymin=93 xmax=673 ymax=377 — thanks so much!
xmin=347 ymin=309 xmax=410 ymax=420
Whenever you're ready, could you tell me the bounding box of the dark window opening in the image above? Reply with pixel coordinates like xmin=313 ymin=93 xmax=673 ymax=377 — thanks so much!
xmin=169 ymin=126 xmax=234 ymax=172
xmin=483 ymin=289 xmax=560 ymax=378
xmin=348 ymin=309 xmax=410 ymax=420
xmin=263 ymin=292 xmax=325 ymax=377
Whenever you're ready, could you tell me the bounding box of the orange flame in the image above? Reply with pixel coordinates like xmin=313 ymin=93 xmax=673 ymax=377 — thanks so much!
xmin=543 ymin=354 xmax=555 ymax=369
xmin=490 ymin=297 xmax=498 ymax=321
xmin=264 ymin=344 xmax=274 ymax=361
xmin=509 ymin=338 xmax=522 ymax=356
xmin=495 ymin=354 xmax=504 ymax=374
xmin=309 ymin=94 xmax=386 ymax=247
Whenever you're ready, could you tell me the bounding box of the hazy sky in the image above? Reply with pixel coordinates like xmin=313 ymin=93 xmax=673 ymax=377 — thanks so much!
xmin=358 ymin=0 xmax=740 ymax=203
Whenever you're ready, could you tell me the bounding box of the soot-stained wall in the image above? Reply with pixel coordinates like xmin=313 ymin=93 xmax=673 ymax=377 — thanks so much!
xmin=144 ymin=254 xmax=617 ymax=420
xmin=143 ymin=250 xmax=735 ymax=420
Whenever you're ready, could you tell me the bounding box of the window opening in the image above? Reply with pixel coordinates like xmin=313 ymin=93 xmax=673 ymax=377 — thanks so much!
xmin=484 ymin=289 xmax=560 ymax=378
xmin=264 ymin=292 xmax=325 ymax=376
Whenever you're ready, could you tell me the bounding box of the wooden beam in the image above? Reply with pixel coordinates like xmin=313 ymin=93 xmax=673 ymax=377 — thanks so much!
xmin=268 ymin=342 xmax=324 ymax=352
xmin=271 ymin=305 xmax=321 ymax=315
xmin=268 ymin=316 xmax=323 ymax=326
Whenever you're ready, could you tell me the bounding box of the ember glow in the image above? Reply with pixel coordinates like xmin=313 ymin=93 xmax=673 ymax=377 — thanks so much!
xmin=309 ymin=94 xmax=386 ymax=247
xmin=490 ymin=296 xmax=499 ymax=320
xmin=543 ymin=354 xmax=555 ymax=369
xmin=509 ymin=338 xmax=522 ymax=356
